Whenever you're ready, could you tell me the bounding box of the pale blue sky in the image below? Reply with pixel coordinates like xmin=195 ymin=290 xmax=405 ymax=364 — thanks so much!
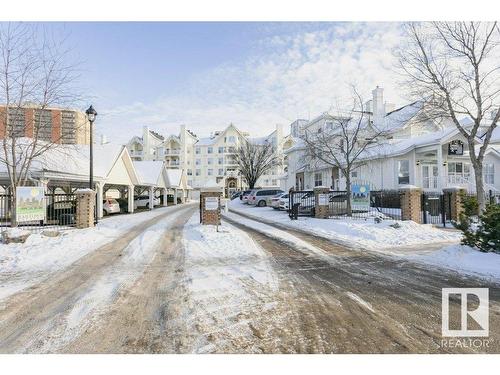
xmin=40 ymin=22 xmax=405 ymax=143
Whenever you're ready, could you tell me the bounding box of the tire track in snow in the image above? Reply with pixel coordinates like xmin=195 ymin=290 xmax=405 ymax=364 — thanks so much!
xmin=0 ymin=204 xmax=194 ymax=353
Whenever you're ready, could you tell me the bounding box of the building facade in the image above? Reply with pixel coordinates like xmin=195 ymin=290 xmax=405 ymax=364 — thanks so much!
xmin=282 ymin=86 xmax=500 ymax=194
xmin=126 ymin=123 xmax=285 ymax=196
xmin=0 ymin=105 xmax=91 ymax=145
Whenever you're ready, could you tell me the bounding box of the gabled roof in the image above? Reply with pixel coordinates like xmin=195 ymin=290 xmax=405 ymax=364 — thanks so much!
xmin=133 ymin=160 xmax=166 ymax=186
xmin=195 ymin=123 xmax=247 ymax=146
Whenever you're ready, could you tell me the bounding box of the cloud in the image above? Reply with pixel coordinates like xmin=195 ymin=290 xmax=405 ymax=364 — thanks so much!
xmin=98 ymin=22 xmax=406 ymax=144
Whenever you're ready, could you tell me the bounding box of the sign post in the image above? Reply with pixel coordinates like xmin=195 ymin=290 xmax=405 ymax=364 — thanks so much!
xmin=200 ymin=182 xmax=223 ymax=228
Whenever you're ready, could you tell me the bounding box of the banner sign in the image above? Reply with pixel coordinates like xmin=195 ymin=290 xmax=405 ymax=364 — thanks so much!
xmin=16 ymin=187 xmax=46 ymax=222
xmin=204 ymin=196 xmax=219 ymax=211
xmin=351 ymin=184 xmax=370 ymax=211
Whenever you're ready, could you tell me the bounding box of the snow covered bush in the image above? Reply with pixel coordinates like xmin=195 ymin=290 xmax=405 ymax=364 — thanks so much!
xmin=475 ymin=204 xmax=500 ymax=253
xmin=455 ymin=194 xmax=500 ymax=253
xmin=453 ymin=194 xmax=479 ymax=248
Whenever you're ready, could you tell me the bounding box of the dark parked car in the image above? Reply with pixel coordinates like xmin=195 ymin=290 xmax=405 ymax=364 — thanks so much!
xmin=46 ymin=200 xmax=76 ymax=225
xmin=231 ymin=191 xmax=242 ymax=200
xmin=296 ymin=191 xmax=348 ymax=216
xmin=115 ymin=198 xmax=129 ymax=213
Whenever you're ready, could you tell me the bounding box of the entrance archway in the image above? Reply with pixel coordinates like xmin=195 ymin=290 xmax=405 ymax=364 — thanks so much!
xmin=226 ymin=177 xmax=237 ymax=197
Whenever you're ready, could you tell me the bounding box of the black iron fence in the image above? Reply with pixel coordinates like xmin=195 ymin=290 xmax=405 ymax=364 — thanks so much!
xmin=288 ymin=189 xmax=402 ymax=221
xmin=0 ymin=193 xmax=77 ymax=231
xmin=421 ymin=191 xmax=450 ymax=226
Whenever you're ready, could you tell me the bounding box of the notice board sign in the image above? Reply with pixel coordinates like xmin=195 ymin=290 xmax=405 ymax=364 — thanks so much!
xmin=205 ymin=196 xmax=219 ymax=211
xmin=351 ymin=184 xmax=370 ymax=211
xmin=318 ymin=193 xmax=329 ymax=206
xmin=16 ymin=187 xmax=45 ymax=222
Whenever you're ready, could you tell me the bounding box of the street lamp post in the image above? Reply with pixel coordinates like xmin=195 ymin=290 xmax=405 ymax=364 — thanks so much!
xmin=85 ymin=105 xmax=97 ymax=189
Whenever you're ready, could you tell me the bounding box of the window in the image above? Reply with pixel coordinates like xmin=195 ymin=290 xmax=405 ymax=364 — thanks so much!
xmin=218 ymin=157 xmax=224 ymax=165
xmin=398 ymin=160 xmax=410 ymax=185
xmin=218 ymin=146 xmax=224 ymax=153
xmin=207 ymin=147 xmax=213 ymax=154
xmin=207 ymin=169 xmax=213 ymax=176
xmin=195 ymin=159 xmax=201 ymax=165
xmin=228 ymin=136 xmax=236 ymax=143
xmin=314 ymin=172 xmax=323 ymax=187
xmin=187 ymin=169 xmax=192 ymax=176
xmin=351 ymin=171 xmax=358 ymax=179
xmin=325 ymin=121 xmax=333 ymax=130
xmin=195 ymin=169 xmax=201 ymax=176
xmin=218 ymin=168 xmax=224 ymax=176
xmin=485 ymin=163 xmax=495 ymax=184
xmin=272 ymin=179 xmax=277 ymax=186
xmin=195 ymin=147 xmax=200 ymax=154
xmin=448 ymin=162 xmax=470 ymax=177
xmin=207 ymin=158 xmax=213 ymax=165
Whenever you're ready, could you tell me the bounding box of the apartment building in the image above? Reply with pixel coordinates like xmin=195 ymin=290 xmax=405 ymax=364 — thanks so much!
xmin=126 ymin=123 xmax=285 ymax=196
xmin=0 ymin=104 xmax=91 ymax=144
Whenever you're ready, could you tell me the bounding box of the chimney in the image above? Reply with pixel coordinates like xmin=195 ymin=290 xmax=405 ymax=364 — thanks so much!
xmin=372 ymin=86 xmax=385 ymax=121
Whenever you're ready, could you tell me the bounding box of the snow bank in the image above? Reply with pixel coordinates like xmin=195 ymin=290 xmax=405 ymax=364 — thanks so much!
xmin=228 ymin=200 xmax=460 ymax=251
xmin=411 ymin=245 xmax=500 ymax=281
xmin=0 ymin=206 xmax=179 ymax=301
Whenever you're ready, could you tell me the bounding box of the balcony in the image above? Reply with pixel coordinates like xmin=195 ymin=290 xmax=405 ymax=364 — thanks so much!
xmin=225 ymin=170 xmax=239 ymax=178
xmin=165 ymin=149 xmax=181 ymax=156
xmin=130 ymin=150 xmax=143 ymax=157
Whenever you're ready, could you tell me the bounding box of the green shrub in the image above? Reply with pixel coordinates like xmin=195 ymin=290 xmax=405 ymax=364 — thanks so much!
xmin=454 ymin=192 xmax=500 ymax=253
xmin=475 ymin=203 xmax=500 ymax=253
xmin=453 ymin=194 xmax=479 ymax=247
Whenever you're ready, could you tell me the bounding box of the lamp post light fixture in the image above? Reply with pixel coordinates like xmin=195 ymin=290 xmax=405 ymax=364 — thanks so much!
xmin=85 ymin=105 xmax=98 ymax=189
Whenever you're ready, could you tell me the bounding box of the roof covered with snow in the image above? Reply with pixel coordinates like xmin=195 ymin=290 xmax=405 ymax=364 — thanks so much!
xmin=133 ymin=160 xmax=165 ymax=186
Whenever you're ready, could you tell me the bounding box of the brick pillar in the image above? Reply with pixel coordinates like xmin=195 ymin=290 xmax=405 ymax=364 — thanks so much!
xmin=314 ymin=187 xmax=330 ymax=219
xmin=76 ymin=189 xmax=96 ymax=229
xmin=400 ymin=186 xmax=422 ymax=223
xmin=200 ymin=190 xmax=222 ymax=225
xmin=443 ymin=187 xmax=467 ymax=222
xmin=25 ymin=108 xmax=34 ymax=138
xmin=0 ymin=106 xmax=6 ymax=138
xmin=51 ymin=110 xmax=61 ymax=143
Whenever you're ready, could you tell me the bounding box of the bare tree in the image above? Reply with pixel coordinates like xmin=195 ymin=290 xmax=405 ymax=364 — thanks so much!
xmin=0 ymin=23 xmax=82 ymax=226
xmin=397 ymin=22 xmax=500 ymax=211
xmin=301 ymin=89 xmax=386 ymax=215
xmin=235 ymin=140 xmax=281 ymax=189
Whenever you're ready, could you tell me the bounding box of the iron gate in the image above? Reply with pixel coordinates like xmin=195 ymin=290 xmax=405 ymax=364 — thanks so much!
xmin=421 ymin=191 xmax=452 ymax=227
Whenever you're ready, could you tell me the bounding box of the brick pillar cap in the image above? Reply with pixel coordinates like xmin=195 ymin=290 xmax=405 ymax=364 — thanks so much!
xmin=399 ymin=185 xmax=420 ymax=190
xmin=443 ymin=186 xmax=466 ymax=192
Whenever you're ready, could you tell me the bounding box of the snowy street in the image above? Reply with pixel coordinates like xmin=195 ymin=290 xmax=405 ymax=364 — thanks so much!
xmin=0 ymin=202 xmax=499 ymax=353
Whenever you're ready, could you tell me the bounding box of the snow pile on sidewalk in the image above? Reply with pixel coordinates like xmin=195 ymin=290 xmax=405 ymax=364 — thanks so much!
xmin=411 ymin=245 xmax=500 ymax=281
xmin=228 ymin=200 xmax=460 ymax=251
xmin=0 ymin=206 xmax=176 ymax=300
xmin=182 ymin=214 xmax=278 ymax=353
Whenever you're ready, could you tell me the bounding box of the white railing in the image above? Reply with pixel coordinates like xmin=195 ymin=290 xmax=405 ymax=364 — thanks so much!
xmin=447 ymin=175 xmax=471 ymax=185
xmin=165 ymin=149 xmax=181 ymax=155
xmin=422 ymin=176 xmax=439 ymax=189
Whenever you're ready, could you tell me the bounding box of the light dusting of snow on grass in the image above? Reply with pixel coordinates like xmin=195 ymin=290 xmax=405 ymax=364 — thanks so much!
xmin=0 ymin=206 xmax=179 ymax=301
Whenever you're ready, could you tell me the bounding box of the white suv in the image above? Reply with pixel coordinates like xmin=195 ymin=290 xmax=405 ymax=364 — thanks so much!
xmin=134 ymin=195 xmax=160 ymax=209
xmin=248 ymin=189 xmax=284 ymax=207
